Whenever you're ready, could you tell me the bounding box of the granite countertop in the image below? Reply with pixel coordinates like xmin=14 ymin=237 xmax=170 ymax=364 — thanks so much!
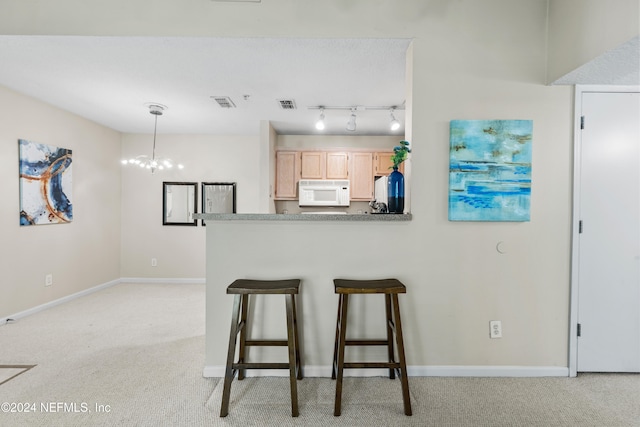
xmin=194 ymin=213 xmax=412 ymax=221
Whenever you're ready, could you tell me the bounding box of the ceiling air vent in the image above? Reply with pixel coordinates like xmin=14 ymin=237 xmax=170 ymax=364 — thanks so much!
xmin=277 ymin=99 xmax=297 ymax=110
xmin=211 ymin=96 xmax=236 ymax=108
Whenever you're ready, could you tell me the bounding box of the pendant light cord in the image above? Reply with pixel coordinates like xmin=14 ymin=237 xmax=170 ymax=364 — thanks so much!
xmin=152 ymin=113 xmax=158 ymax=162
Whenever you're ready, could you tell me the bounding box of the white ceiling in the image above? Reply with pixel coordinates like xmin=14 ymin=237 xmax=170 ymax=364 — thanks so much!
xmin=551 ymin=36 xmax=640 ymax=86
xmin=0 ymin=36 xmax=411 ymax=136
xmin=1 ymin=35 xmax=636 ymax=137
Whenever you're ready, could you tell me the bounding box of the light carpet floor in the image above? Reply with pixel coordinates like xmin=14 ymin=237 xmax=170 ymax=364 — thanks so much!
xmin=0 ymin=283 xmax=639 ymax=426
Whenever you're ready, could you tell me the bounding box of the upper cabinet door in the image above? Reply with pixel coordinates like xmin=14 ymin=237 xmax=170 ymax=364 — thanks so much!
xmin=300 ymin=152 xmax=325 ymax=179
xmin=350 ymin=152 xmax=374 ymax=200
xmin=374 ymin=151 xmax=403 ymax=176
xmin=275 ymin=151 xmax=300 ymax=199
xmin=326 ymin=152 xmax=349 ymax=179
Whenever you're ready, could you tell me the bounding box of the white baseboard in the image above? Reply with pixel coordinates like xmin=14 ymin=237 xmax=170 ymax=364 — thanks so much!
xmin=409 ymin=365 xmax=569 ymax=377
xmin=1 ymin=279 xmax=121 ymax=324
xmin=203 ymin=365 xmax=569 ymax=378
xmin=120 ymin=277 xmax=206 ymax=284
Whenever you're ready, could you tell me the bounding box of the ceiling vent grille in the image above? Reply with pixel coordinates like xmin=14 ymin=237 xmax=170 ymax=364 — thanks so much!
xmin=211 ymin=96 xmax=236 ymax=108
xmin=277 ymin=99 xmax=297 ymax=110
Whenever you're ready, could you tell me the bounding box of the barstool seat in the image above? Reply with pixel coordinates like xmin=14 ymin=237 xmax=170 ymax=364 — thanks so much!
xmin=331 ymin=278 xmax=411 ymax=416
xmin=219 ymin=279 xmax=302 ymax=417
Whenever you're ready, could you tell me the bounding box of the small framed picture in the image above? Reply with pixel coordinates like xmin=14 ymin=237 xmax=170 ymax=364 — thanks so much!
xmin=163 ymin=182 xmax=198 ymax=226
xmin=201 ymin=182 xmax=236 ymax=226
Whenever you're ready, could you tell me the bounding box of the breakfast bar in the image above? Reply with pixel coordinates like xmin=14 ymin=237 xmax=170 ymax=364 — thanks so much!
xmin=195 ymin=213 xmax=413 ymax=377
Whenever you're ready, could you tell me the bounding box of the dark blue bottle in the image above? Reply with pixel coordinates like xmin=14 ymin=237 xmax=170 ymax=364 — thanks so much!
xmin=388 ymin=167 xmax=404 ymax=214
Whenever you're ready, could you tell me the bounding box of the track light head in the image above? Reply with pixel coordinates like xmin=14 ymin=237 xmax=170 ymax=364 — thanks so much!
xmin=346 ymin=109 xmax=357 ymax=132
xmin=390 ymin=109 xmax=401 ymax=131
xmin=315 ymin=109 xmax=326 ymax=131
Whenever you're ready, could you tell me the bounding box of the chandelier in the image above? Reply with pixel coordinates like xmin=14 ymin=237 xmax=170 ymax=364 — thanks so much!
xmin=122 ymin=104 xmax=184 ymax=173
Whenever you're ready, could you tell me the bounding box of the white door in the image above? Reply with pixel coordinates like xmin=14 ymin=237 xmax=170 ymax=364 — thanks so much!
xmin=576 ymin=90 xmax=640 ymax=372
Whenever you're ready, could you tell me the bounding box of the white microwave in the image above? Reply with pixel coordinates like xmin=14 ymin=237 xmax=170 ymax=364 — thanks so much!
xmin=298 ymin=180 xmax=350 ymax=207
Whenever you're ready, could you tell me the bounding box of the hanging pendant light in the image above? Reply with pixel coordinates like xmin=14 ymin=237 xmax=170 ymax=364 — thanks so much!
xmin=121 ymin=103 xmax=184 ymax=173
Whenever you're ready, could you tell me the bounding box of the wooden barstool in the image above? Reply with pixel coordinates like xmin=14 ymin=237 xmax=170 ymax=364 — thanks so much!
xmin=219 ymin=279 xmax=303 ymax=417
xmin=331 ymin=278 xmax=411 ymax=416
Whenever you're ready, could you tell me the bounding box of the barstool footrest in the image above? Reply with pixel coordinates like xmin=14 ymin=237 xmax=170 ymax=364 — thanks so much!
xmin=344 ymin=339 xmax=389 ymax=346
xmin=343 ymin=362 xmax=400 ymax=369
xmin=233 ymin=362 xmax=292 ymax=370
xmin=244 ymin=339 xmax=288 ymax=346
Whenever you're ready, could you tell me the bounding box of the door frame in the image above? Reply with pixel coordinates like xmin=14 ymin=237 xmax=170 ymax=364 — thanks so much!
xmin=569 ymin=84 xmax=640 ymax=377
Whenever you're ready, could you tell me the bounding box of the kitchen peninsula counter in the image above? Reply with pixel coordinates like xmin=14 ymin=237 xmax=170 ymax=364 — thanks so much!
xmin=197 ymin=211 xmax=415 ymax=378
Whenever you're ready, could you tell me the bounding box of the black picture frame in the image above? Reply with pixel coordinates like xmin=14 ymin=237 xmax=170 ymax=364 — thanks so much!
xmin=162 ymin=182 xmax=198 ymax=226
xmin=201 ymin=182 xmax=236 ymax=226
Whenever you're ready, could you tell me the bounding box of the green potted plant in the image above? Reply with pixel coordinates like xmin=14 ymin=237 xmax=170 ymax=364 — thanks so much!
xmin=390 ymin=140 xmax=411 ymax=169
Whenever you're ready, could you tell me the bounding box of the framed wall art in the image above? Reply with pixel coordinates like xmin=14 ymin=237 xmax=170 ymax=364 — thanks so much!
xmin=18 ymin=139 xmax=73 ymax=226
xmin=163 ymin=182 xmax=197 ymax=226
xmin=449 ymin=120 xmax=532 ymax=222
xmin=201 ymin=182 xmax=236 ymax=226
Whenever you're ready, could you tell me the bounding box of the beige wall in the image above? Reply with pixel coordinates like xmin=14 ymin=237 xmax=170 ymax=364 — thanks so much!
xmin=547 ymin=0 xmax=640 ymax=83
xmin=1 ymin=0 xmax=634 ymax=369
xmin=0 ymin=86 xmax=121 ymax=319
xmin=120 ymin=134 xmax=261 ymax=279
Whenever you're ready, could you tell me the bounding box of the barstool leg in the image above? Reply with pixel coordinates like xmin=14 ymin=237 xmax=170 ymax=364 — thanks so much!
xmin=334 ymin=294 xmax=349 ymax=416
xmin=291 ymin=294 xmax=303 ymax=380
xmin=392 ymin=294 xmax=412 ymax=416
xmin=237 ymin=294 xmax=249 ymax=380
xmin=285 ymin=294 xmax=299 ymax=417
xmin=331 ymin=294 xmax=343 ymax=380
xmin=385 ymin=294 xmax=396 ymax=379
xmin=220 ymin=294 xmax=242 ymax=417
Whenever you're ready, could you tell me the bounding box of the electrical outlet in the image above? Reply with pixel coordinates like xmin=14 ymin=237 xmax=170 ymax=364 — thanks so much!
xmin=151 ymin=258 xmax=157 ymax=267
xmin=490 ymin=320 xmax=502 ymax=338
xmin=45 ymin=274 xmax=53 ymax=287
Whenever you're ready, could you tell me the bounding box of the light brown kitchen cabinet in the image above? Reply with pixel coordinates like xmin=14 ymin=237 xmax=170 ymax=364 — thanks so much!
xmin=275 ymin=151 xmax=300 ymax=199
xmin=275 ymin=149 xmax=403 ymax=201
xmin=300 ymin=152 xmax=325 ymax=179
xmin=301 ymin=151 xmax=349 ymax=179
xmin=326 ymin=152 xmax=349 ymax=179
xmin=349 ymin=152 xmax=374 ymax=200
xmin=374 ymin=151 xmax=403 ymax=176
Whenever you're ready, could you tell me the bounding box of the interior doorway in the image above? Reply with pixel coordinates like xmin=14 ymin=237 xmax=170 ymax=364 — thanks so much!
xmin=569 ymin=85 xmax=640 ymax=375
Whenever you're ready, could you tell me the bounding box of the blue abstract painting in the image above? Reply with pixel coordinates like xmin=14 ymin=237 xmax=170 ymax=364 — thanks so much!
xmin=19 ymin=139 xmax=73 ymax=226
xmin=449 ymin=120 xmax=532 ymax=221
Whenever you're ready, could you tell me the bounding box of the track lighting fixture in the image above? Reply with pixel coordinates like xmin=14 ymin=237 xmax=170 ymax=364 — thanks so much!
xmin=309 ymin=104 xmax=404 ymax=133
